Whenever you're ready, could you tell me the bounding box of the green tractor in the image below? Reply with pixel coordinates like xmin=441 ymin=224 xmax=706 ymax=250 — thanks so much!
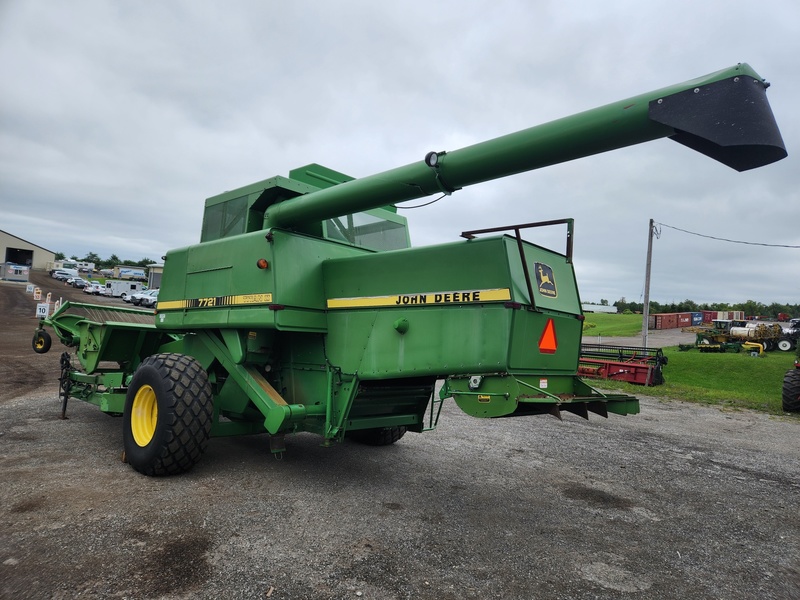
xmin=33 ymin=63 xmax=786 ymax=475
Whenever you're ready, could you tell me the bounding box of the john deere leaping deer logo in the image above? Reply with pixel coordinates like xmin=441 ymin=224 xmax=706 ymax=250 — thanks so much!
xmin=535 ymin=262 xmax=557 ymax=298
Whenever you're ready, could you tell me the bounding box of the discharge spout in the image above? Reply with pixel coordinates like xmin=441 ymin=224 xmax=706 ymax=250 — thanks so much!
xmin=264 ymin=63 xmax=785 ymax=229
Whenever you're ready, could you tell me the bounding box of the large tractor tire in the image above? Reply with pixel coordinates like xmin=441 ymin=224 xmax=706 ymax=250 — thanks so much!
xmin=123 ymin=353 xmax=213 ymax=476
xmin=348 ymin=426 xmax=407 ymax=446
xmin=783 ymin=368 xmax=800 ymax=413
xmin=777 ymin=338 xmax=794 ymax=352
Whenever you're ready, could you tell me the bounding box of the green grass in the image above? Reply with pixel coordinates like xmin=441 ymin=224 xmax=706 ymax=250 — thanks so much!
xmin=580 ymin=313 xmax=798 ymax=414
xmin=582 ymin=312 xmax=643 ymax=337
xmin=594 ymin=346 xmax=797 ymax=414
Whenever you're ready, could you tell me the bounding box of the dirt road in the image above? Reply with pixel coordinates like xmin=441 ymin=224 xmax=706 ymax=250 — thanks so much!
xmin=1 ymin=273 xmax=799 ymax=599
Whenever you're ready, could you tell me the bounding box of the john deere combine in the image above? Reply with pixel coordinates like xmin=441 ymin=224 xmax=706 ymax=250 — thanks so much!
xmin=33 ymin=64 xmax=786 ymax=475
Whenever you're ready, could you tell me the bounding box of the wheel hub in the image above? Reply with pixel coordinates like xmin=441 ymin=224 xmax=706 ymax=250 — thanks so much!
xmin=131 ymin=385 xmax=158 ymax=447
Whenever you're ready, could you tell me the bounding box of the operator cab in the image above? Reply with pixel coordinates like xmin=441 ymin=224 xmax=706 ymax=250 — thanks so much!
xmin=200 ymin=163 xmax=410 ymax=251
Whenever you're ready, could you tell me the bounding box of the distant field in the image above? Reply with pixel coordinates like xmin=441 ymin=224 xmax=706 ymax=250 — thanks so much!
xmin=582 ymin=312 xmax=643 ymax=337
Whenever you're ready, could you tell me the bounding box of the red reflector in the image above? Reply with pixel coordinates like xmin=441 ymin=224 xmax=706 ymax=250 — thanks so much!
xmin=538 ymin=318 xmax=557 ymax=354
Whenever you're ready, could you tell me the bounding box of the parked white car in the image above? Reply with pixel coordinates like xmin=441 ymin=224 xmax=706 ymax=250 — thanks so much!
xmin=129 ymin=289 xmax=157 ymax=306
xmin=140 ymin=289 xmax=159 ymax=308
xmin=83 ymin=282 xmax=104 ymax=295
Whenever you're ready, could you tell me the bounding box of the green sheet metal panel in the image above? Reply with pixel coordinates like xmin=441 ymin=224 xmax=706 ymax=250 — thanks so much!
xmin=507 ymin=309 xmax=582 ymax=373
xmin=269 ymin=230 xmax=365 ymax=311
xmin=508 ymin=237 xmax=582 ymax=313
xmin=322 ymin=235 xmax=583 ymax=377
xmin=75 ymin=321 xmax=173 ymax=374
xmin=323 ymin=236 xmax=514 ymax=300
xmin=158 ymin=229 xmax=366 ymax=332
xmin=325 ymin=305 xmax=512 ymax=377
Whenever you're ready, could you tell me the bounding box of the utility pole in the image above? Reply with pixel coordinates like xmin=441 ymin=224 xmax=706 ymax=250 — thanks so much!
xmin=642 ymin=219 xmax=655 ymax=348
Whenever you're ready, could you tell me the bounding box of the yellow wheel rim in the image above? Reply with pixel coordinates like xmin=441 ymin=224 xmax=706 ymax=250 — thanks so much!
xmin=131 ymin=384 xmax=158 ymax=447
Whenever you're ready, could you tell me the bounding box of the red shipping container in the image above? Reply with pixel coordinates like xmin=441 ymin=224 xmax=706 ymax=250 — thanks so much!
xmin=677 ymin=313 xmax=692 ymax=327
xmin=654 ymin=313 xmax=678 ymax=329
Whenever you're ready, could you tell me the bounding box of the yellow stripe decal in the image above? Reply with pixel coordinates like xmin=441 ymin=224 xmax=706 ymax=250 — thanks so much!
xmin=327 ymin=288 xmax=511 ymax=309
xmin=157 ymin=293 xmax=273 ymax=311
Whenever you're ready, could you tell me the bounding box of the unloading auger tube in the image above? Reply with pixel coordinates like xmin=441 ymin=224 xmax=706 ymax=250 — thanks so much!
xmin=264 ymin=63 xmax=785 ymax=228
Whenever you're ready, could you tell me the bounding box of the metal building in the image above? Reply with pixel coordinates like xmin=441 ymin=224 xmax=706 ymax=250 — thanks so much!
xmin=0 ymin=229 xmax=56 ymax=281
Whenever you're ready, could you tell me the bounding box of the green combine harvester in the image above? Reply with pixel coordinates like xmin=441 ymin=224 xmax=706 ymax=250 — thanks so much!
xmin=33 ymin=64 xmax=786 ymax=475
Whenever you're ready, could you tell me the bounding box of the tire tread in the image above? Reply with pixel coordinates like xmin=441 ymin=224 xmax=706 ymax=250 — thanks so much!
xmin=782 ymin=369 xmax=800 ymax=413
xmin=125 ymin=353 xmax=213 ymax=476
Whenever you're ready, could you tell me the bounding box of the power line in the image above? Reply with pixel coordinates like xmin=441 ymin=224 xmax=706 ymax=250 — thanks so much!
xmin=655 ymin=221 xmax=800 ymax=248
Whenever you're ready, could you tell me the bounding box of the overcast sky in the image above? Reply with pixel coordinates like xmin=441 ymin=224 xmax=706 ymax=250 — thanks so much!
xmin=1 ymin=0 xmax=798 ymax=306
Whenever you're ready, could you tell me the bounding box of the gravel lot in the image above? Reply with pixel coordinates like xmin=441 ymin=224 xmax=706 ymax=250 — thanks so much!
xmin=1 ymin=274 xmax=799 ymax=599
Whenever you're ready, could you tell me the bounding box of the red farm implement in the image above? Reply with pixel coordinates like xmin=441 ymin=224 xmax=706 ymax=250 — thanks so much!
xmin=579 ymin=344 xmax=667 ymax=386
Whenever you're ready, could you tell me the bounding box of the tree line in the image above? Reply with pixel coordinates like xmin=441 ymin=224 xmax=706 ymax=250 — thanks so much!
xmin=595 ymin=297 xmax=799 ymax=319
xmin=56 ymin=252 xmax=157 ymax=270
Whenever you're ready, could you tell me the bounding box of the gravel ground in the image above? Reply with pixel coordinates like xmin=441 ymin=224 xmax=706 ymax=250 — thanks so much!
xmin=1 ymin=275 xmax=799 ymax=599
xmin=581 ymin=329 xmax=697 ymax=349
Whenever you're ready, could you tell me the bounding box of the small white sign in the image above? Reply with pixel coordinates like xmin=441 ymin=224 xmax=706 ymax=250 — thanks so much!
xmin=33 ymin=287 xmax=41 ymax=300
xmin=26 ymin=284 xmax=34 ymax=293
xmin=36 ymin=303 xmax=49 ymax=318
xmin=539 ymin=378 xmax=548 ymax=389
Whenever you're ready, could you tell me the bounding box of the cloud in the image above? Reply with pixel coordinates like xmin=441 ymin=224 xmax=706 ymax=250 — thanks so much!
xmin=1 ymin=0 xmax=798 ymax=304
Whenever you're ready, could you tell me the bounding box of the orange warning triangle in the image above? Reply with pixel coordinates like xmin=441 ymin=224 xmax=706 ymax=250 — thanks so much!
xmin=538 ymin=318 xmax=557 ymax=354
